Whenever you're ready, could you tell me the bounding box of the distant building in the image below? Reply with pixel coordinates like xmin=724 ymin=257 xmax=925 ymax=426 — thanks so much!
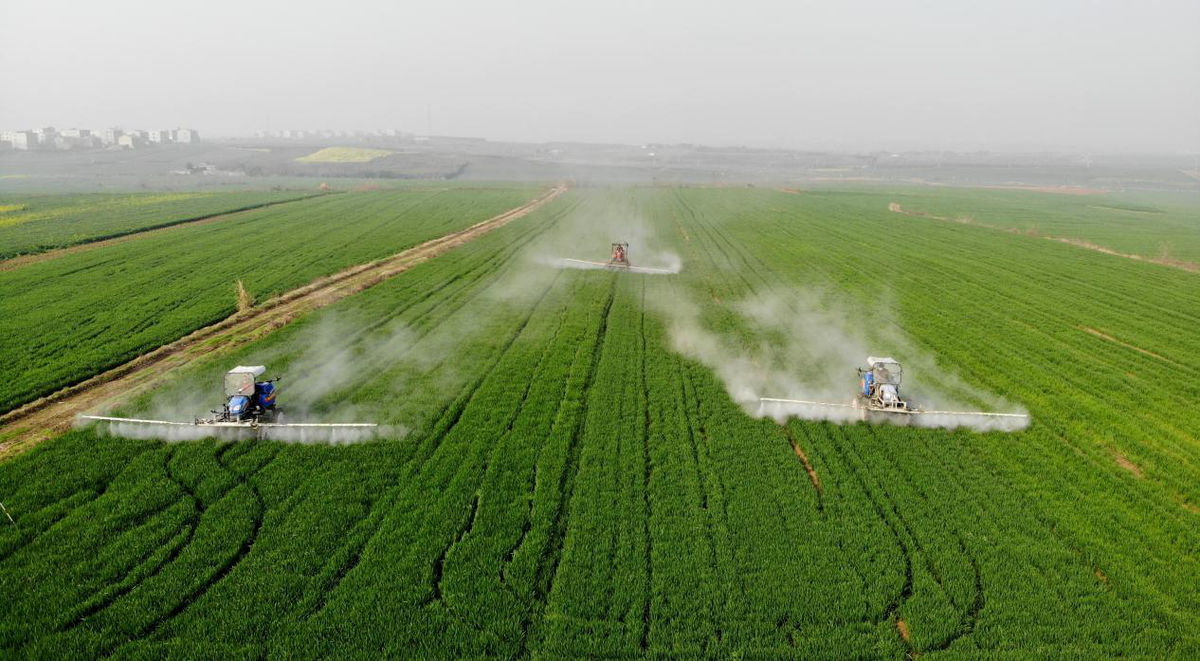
xmin=176 ymin=128 xmax=199 ymax=143
xmin=33 ymin=127 xmax=57 ymax=145
xmin=279 ymin=129 xmax=293 ymax=139
xmin=117 ymin=134 xmax=143 ymax=149
xmin=99 ymin=127 xmax=124 ymax=145
xmin=127 ymin=129 xmax=148 ymax=140
xmin=148 ymin=129 xmax=173 ymax=143
xmin=0 ymin=130 xmax=36 ymax=150
xmin=59 ymin=128 xmax=90 ymax=138
xmin=10 ymin=130 xmax=35 ymax=149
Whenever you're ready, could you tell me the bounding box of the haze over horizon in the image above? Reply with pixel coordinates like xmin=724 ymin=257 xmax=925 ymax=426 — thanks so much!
xmin=2 ymin=0 xmax=1197 ymax=153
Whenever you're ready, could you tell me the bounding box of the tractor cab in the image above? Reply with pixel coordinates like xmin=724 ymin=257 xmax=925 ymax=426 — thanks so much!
xmin=221 ymin=365 xmax=278 ymax=422
xmin=610 ymin=242 xmax=629 ymax=266
xmin=857 ymin=357 xmax=908 ymax=411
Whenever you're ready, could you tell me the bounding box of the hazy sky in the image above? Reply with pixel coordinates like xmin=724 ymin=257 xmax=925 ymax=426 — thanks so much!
xmin=2 ymin=0 xmax=1197 ymax=152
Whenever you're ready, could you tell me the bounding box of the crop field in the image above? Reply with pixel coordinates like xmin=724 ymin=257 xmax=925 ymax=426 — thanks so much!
xmin=0 ymin=185 xmax=538 ymax=413
xmin=0 ymin=190 xmax=318 ymax=259
xmin=1 ymin=185 xmax=1198 ymax=659
xmin=296 ymin=147 xmax=395 ymax=163
xmin=884 ymin=187 xmax=1200 ymax=268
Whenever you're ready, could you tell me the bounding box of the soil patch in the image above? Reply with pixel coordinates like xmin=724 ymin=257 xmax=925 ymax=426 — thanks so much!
xmin=0 ymin=185 xmax=566 ymax=461
xmin=786 ymin=432 xmax=821 ymax=493
xmin=1112 ymin=450 xmax=1143 ymax=478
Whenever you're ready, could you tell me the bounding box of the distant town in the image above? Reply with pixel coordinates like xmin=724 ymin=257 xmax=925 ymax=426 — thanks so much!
xmin=252 ymin=129 xmax=417 ymax=141
xmin=0 ymin=127 xmax=451 ymax=151
xmin=0 ymin=126 xmax=200 ymax=150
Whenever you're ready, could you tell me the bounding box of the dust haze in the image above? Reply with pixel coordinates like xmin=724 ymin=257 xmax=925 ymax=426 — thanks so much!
xmin=2 ymin=0 xmax=1197 ymax=153
xmin=652 ymin=287 xmax=1029 ymax=432
xmin=80 ymin=313 xmax=416 ymax=444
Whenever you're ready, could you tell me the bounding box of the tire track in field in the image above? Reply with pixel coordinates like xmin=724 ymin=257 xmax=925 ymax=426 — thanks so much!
xmin=56 ymin=446 xmax=200 ymax=634
xmin=684 ymin=193 xmax=778 ymax=291
xmin=426 ymin=494 xmax=480 ymax=606
xmin=0 ymin=446 xmax=180 ymax=654
xmin=0 ymin=184 xmax=566 ymax=461
xmin=850 ymin=426 xmax=980 ymax=653
xmin=426 ymin=276 xmax=568 ymax=612
xmin=822 ymin=428 xmax=914 ymax=654
xmin=405 ymin=268 xmax=561 ymax=484
xmin=681 ymin=365 xmax=749 ymax=647
xmin=673 ymin=360 xmax=723 ymax=655
xmin=866 ymin=426 xmax=984 ymax=652
xmin=638 ymin=278 xmax=653 ymax=652
xmin=129 ymin=443 xmax=280 ymax=646
xmin=517 ymin=278 xmax=615 ymax=659
xmin=83 ymin=442 xmax=279 ymax=658
xmin=484 ymin=294 xmax=574 ymax=605
xmin=800 ymin=426 xmax=872 ymax=622
xmin=0 ymin=444 xmax=157 ymax=565
xmin=287 ymin=209 xmax=573 ymax=619
xmin=674 ymin=192 xmax=757 ymax=294
xmin=301 ymin=270 xmax=563 ymax=620
xmin=499 ymin=278 xmax=601 ymax=595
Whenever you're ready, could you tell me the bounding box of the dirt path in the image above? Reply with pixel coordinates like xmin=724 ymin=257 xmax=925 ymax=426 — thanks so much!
xmin=888 ymin=202 xmax=1199 ymax=273
xmin=0 ymin=184 xmax=566 ymax=461
xmin=0 ymin=193 xmax=331 ymax=272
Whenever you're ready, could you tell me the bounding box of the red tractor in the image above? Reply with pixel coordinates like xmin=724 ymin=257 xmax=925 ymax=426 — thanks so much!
xmin=609 ymin=242 xmax=629 ymax=266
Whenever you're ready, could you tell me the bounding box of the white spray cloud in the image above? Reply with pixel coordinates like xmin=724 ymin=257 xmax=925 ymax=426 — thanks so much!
xmin=520 ymin=193 xmax=683 ymax=278
xmin=77 ymin=312 xmax=426 ymax=444
xmin=653 ymin=287 xmax=1029 ymax=432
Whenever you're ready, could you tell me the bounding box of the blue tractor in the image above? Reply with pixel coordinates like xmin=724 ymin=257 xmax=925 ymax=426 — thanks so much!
xmin=856 ymin=356 xmax=910 ymax=412
xmin=209 ymin=365 xmax=280 ymax=423
xmin=82 ymin=363 xmax=381 ymax=440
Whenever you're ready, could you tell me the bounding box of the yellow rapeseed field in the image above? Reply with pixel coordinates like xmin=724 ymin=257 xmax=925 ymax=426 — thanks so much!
xmin=295 ymin=147 xmax=394 ymax=163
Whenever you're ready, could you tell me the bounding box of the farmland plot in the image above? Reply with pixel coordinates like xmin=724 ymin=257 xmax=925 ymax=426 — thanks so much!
xmin=1 ymin=186 xmax=1198 ymax=659
xmin=0 ymin=189 xmax=318 ymax=259
xmin=878 ymin=186 xmax=1200 ymax=267
xmin=0 ymin=185 xmax=540 ymax=413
